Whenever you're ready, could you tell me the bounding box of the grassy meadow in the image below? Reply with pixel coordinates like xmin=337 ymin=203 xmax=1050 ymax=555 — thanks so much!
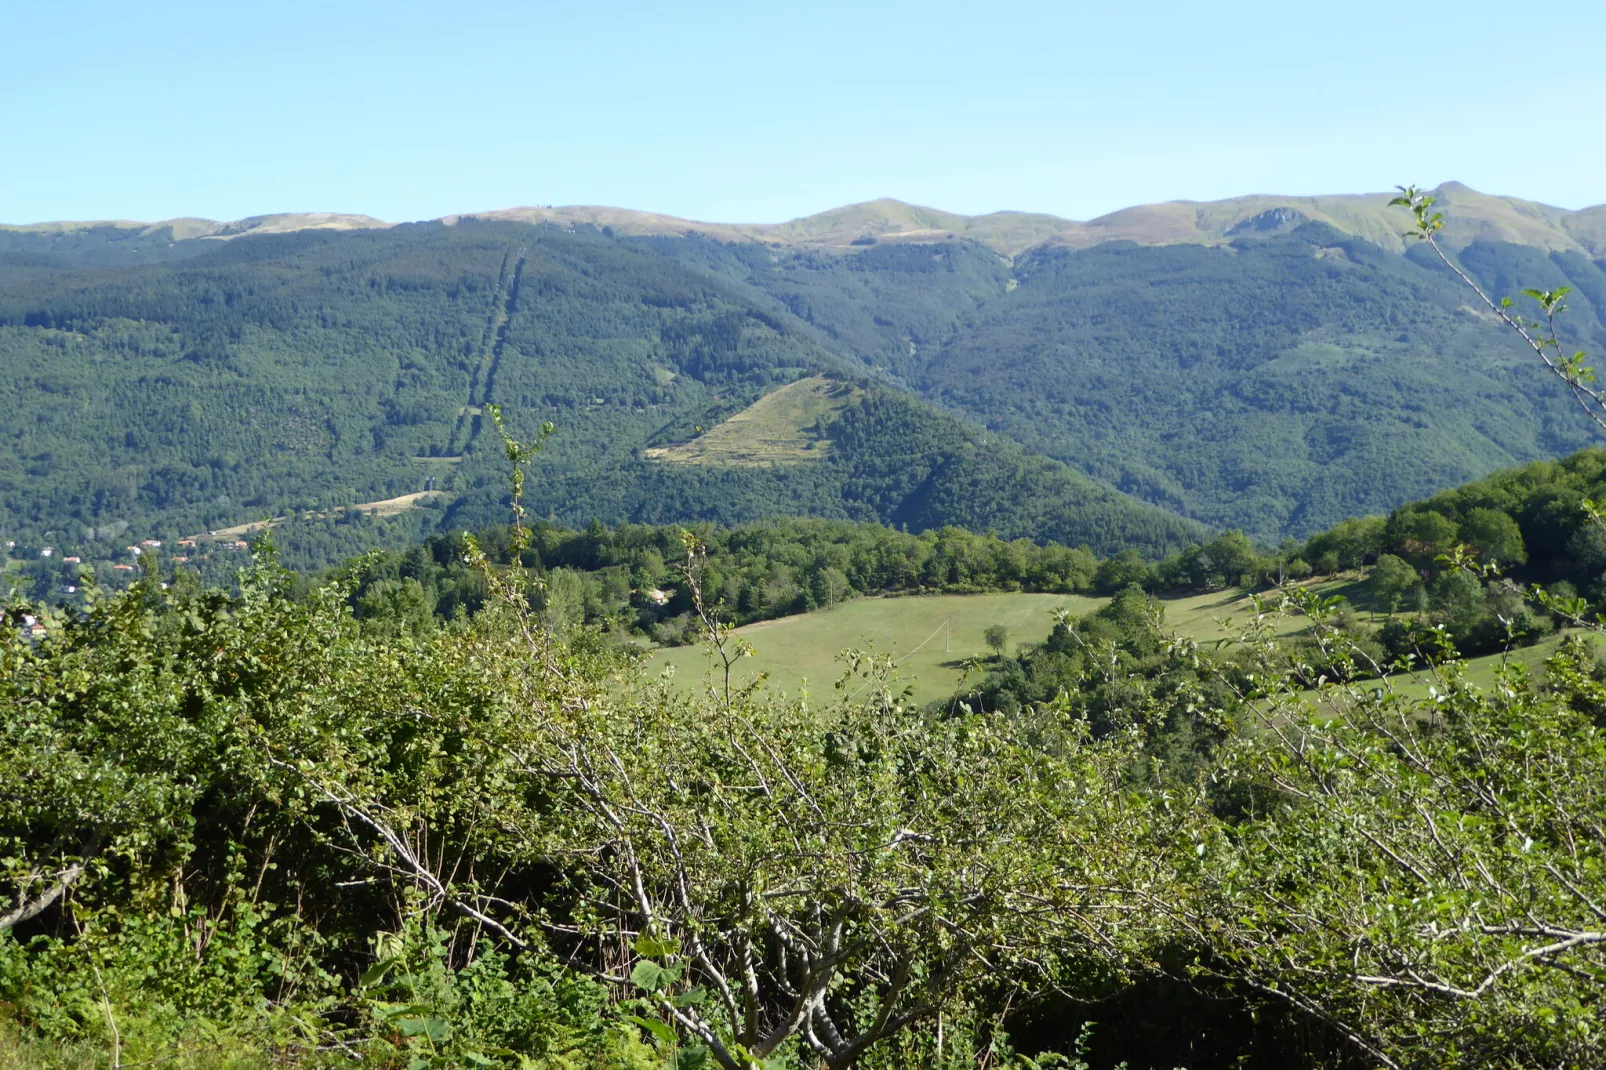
xmin=643 ymin=376 xmax=860 ymax=467
xmin=645 ymin=580 xmax=1594 ymax=708
xmin=646 ymin=586 xmax=1317 ymax=705
xmin=648 ymin=591 xmax=1100 ymax=704
xmin=1339 ymin=630 xmax=1599 ymax=701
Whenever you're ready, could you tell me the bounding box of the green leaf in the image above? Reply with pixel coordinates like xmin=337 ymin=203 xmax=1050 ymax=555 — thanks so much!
xmin=359 ymin=957 xmax=396 ymax=986
xmin=395 ymin=1016 xmax=450 ymax=1043
xmin=633 ymin=933 xmax=681 ymax=958
xmin=631 ymin=960 xmax=669 ymax=992
xmin=626 ymin=1014 xmax=678 ymax=1046
xmin=670 ymin=1047 xmax=711 ymax=1070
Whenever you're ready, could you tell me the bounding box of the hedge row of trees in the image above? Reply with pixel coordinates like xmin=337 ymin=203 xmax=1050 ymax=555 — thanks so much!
xmin=339 ymin=517 xmax=1111 ymax=645
xmin=322 ymin=443 xmax=1606 ymax=666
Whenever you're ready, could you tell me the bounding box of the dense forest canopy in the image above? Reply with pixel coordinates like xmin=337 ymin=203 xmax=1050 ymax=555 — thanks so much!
xmin=3 ymin=204 xmax=1603 ymax=575
xmin=637 ymin=218 xmax=1606 ymax=534
xmin=0 ymin=221 xmax=1203 ymax=574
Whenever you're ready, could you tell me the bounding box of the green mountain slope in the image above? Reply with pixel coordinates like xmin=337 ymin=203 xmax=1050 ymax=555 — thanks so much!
xmin=0 ymin=221 xmax=830 ymax=539
xmin=0 ymin=221 xmax=1200 ymax=565
xmin=5 ymin=182 xmax=1605 ymax=552
xmin=900 ymin=223 xmax=1605 ymax=536
xmin=631 ymin=217 xmax=1606 ymax=537
xmin=438 ymin=384 xmax=1204 ymax=558
xmin=634 ymin=235 xmax=1012 ymax=377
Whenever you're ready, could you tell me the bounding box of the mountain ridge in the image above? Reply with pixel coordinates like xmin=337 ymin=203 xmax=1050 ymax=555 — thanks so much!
xmin=3 ymin=195 xmax=1603 ymax=559
xmin=10 ymin=183 xmax=1604 ymax=259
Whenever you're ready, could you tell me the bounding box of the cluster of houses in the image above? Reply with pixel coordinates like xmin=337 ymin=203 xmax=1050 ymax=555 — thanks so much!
xmin=4 ymin=533 xmax=254 ymax=585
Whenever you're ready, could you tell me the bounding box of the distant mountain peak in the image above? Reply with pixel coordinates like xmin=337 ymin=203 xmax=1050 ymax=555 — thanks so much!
xmin=7 ymin=184 xmax=1604 ymax=259
xmin=1226 ymin=206 xmax=1310 ymax=237
xmin=0 ymin=212 xmax=392 ymax=243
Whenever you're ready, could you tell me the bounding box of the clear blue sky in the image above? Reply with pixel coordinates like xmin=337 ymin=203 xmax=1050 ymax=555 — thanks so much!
xmin=6 ymin=0 xmax=1604 ymax=225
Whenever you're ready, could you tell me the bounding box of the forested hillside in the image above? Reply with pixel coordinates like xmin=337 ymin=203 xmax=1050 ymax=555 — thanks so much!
xmin=0 ymin=220 xmax=1199 ymax=575
xmin=910 ymin=225 xmax=1606 ymax=534
xmin=0 ymin=219 xmax=837 ymax=537
xmin=646 ymin=221 xmax=1604 ymax=536
xmin=4 ymin=187 xmax=1604 ymax=566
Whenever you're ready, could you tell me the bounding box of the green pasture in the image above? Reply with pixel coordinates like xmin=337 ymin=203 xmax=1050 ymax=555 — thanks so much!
xmin=644 ymin=579 xmax=1588 ymax=709
xmin=1152 ymin=583 xmax=1352 ymax=641
xmin=647 ymin=591 xmax=1101 ymax=705
xmin=647 ymin=586 xmax=1299 ymax=705
xmin=1323 ymin=631 xmax=1600 ymax=704
xmin=643 ymin=375 xmax=860 ymax=467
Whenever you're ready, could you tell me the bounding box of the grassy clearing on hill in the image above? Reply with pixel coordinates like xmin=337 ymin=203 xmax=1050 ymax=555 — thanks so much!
xmin=1157 ymin=584 xmax=1351 ymax=641
xmin=645 ymin=579 xmax=1580 ymax=708
xmin=647 ymin=586 xmax=1320 ymax=705
xmin=1333 ymin=631 xmax=1601 ymax=703
xmin=643 ymin=376 xmax=860 ymax=467
xmin=648 ymin=592 xmax=1101 ymax=705
xmin=197 ymin=491 xmax=445 ymax=540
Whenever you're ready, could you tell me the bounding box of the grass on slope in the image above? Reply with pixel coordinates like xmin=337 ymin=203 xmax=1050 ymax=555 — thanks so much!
xmin=644 ymin=376 xmax=861 ymax=467
xmin=196 ymin=491 xmax=446 ymax=540
xmin=0 ymin=1025 xmax=271 ymax=1070
xmin=649 ymin=587 xmax=1294 ymax=705
xmin=649 ymin=592 xmax=1101 ymax=705
xmin=1317 ymin=631 xmax=1602 ymax=704
xmin=1171 ymin=583 xmax=1604 ymax=704
xmin=646 ymin=580 xmax=1585 ymax=708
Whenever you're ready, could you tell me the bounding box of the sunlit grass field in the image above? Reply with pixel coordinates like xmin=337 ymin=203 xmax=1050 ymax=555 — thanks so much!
xmin=644 ymin=580 xmax=1594 ymax=708
xmin=1337 ymin=631 xmax=1597 ymax=701
xmin=643 ymin=376 xmax=860 ymax=467
xmin=648 ymin=592 xmax=1101 ymax=705
xmin=646 ymin=585 xmax=1330 ymax=705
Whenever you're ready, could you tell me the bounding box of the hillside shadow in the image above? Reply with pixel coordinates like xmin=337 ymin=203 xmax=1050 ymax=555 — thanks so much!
xmin=936 ymin=657 xmax=986 ymax=671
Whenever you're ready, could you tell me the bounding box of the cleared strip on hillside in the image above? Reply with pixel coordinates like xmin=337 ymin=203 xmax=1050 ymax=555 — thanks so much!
xmin=644 ymin=376 xmax=861 ymax=467
xmin=196 ymin=491 xmax=445 ymax=540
